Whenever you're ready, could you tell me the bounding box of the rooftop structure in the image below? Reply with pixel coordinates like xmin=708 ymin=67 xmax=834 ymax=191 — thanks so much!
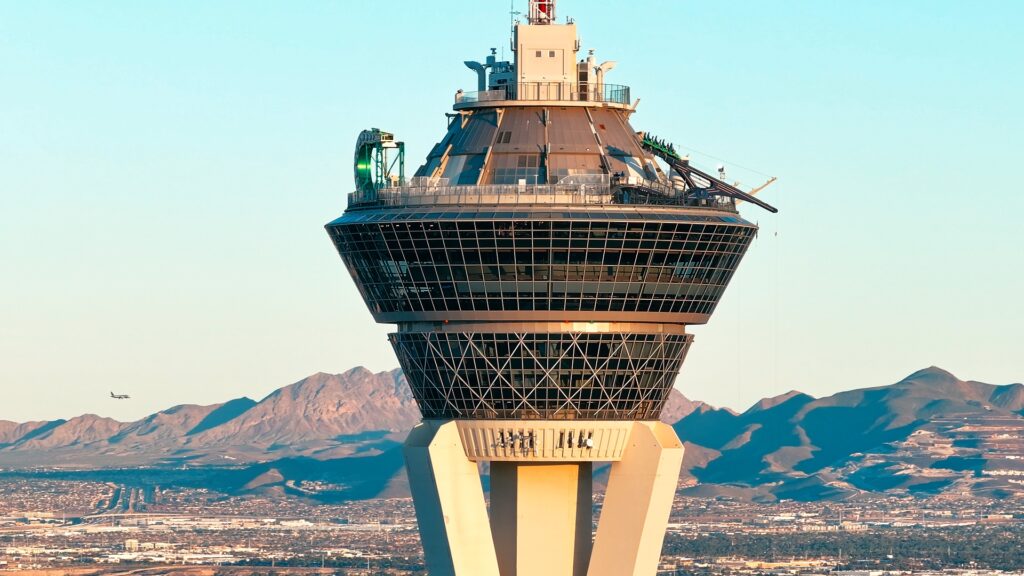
xmin=326 ymin=2 xmax=775 ymax=575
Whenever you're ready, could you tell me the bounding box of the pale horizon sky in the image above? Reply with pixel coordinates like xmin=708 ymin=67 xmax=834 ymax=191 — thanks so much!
xmin=1 ymin=1 xmax=1022 ymax=422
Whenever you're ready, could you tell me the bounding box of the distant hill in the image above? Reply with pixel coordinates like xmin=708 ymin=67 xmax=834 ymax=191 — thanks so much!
xmin=674 ymin=367 xmax=1024 ymax=501
xmin=182 ymin=369 xmax=420 ymax=455
xmin=1 ymin=366 xmax=1021 ymax=502
xmin=660 ymin=390 xmax=711 ymax=423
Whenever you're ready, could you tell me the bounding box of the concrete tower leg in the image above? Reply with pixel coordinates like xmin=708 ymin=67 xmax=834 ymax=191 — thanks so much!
xmin=588 ymin=421 xmax=684 ymax=576
xmin=404 ymin=420 xmax=683 ymax=576
xmin=403 ymin=420 xmax=500 ymax=576
xmin=490 ymin=462 xmax=593 ymax=576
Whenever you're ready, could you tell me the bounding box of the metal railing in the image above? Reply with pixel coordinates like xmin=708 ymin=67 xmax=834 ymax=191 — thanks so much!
xmin=456 ymin=82 xmax=631 ymax=106
xmin=348 ymin=182 xmax=615 ymax=209
xmin=347 ymin=174 xmax=737 ymax=212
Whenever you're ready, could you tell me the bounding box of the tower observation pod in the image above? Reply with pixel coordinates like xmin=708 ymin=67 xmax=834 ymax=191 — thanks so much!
xmin=326 ymin=1 xmax=776 ymax=575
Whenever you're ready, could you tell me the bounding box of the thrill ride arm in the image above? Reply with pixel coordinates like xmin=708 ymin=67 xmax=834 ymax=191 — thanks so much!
xmin=640 ymin=136 xmax=778 ymax=214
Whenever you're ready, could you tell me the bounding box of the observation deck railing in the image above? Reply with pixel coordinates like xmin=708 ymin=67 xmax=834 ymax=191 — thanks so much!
xmin=347 ymin=175 xmax=737 ymax=212
xmin=456 ymin=82 xmax=631 ymax=106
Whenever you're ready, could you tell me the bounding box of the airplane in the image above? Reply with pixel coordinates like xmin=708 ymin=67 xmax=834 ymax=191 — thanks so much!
xmin=110 ymin=392 xmax=130 ymax=400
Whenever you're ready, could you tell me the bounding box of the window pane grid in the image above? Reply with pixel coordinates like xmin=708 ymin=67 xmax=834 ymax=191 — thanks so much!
xmin=330 ymin=216 xmax=755 ymax=316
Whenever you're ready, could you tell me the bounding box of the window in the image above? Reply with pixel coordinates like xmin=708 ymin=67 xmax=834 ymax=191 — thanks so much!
xmin=535 ymin=51 xmax=542 ymax=57
xmin=516 ymin=154 xmax=540 ymax=168
xmin=549 ymin=51 xmax=556 ymax=58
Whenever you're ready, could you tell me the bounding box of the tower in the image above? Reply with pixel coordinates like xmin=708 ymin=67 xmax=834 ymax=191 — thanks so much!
xmin=326 ymin=2 xmax=776 ymax=575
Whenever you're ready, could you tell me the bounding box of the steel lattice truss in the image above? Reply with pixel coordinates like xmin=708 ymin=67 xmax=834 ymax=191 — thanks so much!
xmin=391 ymin=331 xmax=693 ymax=420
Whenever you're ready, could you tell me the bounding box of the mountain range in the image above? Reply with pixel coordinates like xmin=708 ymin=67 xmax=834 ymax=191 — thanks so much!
xmin=1 ymin=366 xmax=1021 ymax=502
xmin=0 ymin=368 xmax=420 ymax=467
xmin=674 ymin=367 xmax=1024 ymax=501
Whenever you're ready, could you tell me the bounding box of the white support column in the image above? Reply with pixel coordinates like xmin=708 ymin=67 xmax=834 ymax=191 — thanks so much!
xmin=588 ymin=421 xmax=684 ymax=576
xmin=404 ymin=420 xmax=501 ymax=576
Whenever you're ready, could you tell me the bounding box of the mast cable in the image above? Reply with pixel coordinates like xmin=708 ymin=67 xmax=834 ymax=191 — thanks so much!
xmin=673 ymin=144 xmax=774 ymax=179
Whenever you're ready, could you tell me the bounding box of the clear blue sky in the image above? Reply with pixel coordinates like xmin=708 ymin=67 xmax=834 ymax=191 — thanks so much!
xmin=1 ymin=1 xmax=1022 ymax=422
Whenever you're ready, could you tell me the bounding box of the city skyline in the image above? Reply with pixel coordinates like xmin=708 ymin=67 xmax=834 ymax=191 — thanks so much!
xmin=2 ymin=0 xmax=1023 ymax=422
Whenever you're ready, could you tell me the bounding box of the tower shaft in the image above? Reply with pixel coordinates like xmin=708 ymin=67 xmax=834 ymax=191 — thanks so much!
xmin=327 ymin=2 xmax=773 ymax=574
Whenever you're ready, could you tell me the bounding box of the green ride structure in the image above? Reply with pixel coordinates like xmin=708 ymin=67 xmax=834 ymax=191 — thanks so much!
xmin=353 ymin=128 xmax=405 ymax=198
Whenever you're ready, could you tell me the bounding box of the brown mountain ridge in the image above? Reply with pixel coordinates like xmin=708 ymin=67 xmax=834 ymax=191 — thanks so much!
xmin=1 ymin=366 xmax=1021 ymax=502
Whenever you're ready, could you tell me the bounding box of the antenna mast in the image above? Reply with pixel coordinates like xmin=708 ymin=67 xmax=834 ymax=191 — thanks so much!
xmin=510 ymin=0 xmax=522 ymax=41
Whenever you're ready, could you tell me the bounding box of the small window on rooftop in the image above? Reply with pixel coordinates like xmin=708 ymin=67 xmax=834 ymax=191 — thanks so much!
xmin=535 ymin=51 xmax=542 ymax=57
xmin=549 ymin=51 xmax=556 ymax=58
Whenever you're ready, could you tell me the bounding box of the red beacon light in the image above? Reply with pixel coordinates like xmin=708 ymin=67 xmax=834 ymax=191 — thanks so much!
xmin=529 ymin=0 xmax=555 ymax=24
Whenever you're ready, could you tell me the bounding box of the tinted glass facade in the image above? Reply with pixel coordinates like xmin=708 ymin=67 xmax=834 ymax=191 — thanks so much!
xmin=328 ymin=212 xmax=755 ymax=320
